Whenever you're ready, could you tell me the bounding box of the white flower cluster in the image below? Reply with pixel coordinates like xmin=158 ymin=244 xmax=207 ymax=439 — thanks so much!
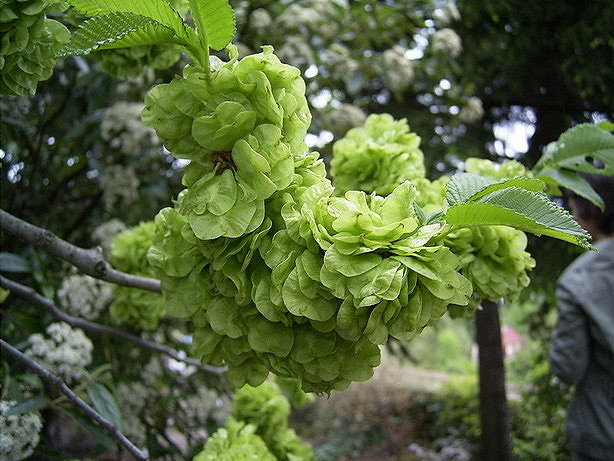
xmin=308 ymin=0 xmax=340 ymax=38
xmin=458 ymin=96 xmax=484 ymax=124
xmin=435 ymin=1 xmax=461 ymax=25
xmin=57 ymin=274 xmax=113 ymax=320
xmin=98 ymin=165 xmax=140 ymax=211
xmin=276 ymin=36 xmax=315 ymax=68
xmin=430 ymin=28 xmax=462 ymax=58
xmin=100 ymin=102 xmax=158 ymax=155
xmin=276 ymin=3 xmax=321 ymax=30
xmin=380 ymin=45 xmax=415 ymax=93
xmin=177 ymin=386 xmax=230 ymax=429
xmin=24 ymin=322 xmax=93 ymax=383
xmin=0 ymin=400 xmax=43 ymax=460
xmin=249 ymin=8 xmax=272 ymax=33
xmin=325 ymin=43 xmax=360 ymax=79
xmin=321 ymin=103 xmax=367 ymax=138
xmin=141 ymin=356 xmax=164 ymax=387
xmin=92 ymin=219 xmax=127 ymax=256
xmin=116 ymin=382 xmax=150 ymax=446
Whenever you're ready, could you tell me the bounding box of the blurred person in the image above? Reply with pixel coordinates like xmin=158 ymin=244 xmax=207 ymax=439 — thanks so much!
xmin=549 ymin=172 xmax=614 ymax=461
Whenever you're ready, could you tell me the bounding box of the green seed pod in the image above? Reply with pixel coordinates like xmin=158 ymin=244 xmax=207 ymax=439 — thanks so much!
xmin=108 ymin=221 xmax=166 ymax=330
xmin=93 ymin=44 xmax=181 ymax=79
xmin=142 ymin=46 xmax=311 ymax=241
xmin=330 ymin=113 xmax=425 ymax=196
xmin=445 ymin=225 xmax=535 ymax=303
xmin=0 ymin=0 xmax=69 ymax=95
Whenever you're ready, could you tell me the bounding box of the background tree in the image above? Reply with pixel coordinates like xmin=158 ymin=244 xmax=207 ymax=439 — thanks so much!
xmin=453 ymin=0 xmax=614 ymax=166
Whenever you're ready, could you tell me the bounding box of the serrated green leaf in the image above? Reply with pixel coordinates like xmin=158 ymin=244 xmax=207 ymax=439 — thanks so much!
xmin=446 ymin=187 xmax=593 ymax=249
xmin=86 ymin=383 xmax=122 ymax=432
xmin=556 ymin=149 xmax=614 ymax=175
xmin=445 ymin=173 xmax=494 ymax=206
xmin=6 ymin=396 xmax=50 ymax=416
xmin=59 ymin=12 xmax=175 ymax=56
xmin=546 ymin=124 xmax=614 ymax=175
xmin=469 ymin=177 xmax=546 ymax=202
xmin=197 ymin=0 xmax=236 ymax=50
xmin=537 ymin=168 xmax=605 ymax=210
xmin=66 ymin=0 xmax=190 ymax=41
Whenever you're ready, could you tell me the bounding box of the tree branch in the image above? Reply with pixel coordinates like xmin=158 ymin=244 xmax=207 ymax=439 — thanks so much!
xmin=0 ymin=338 xmax=148 ymax=461
xmin=0 ymin=209 xmax=161 ymax=293
xmin=0 ymin=276 xmax=226 ymax=376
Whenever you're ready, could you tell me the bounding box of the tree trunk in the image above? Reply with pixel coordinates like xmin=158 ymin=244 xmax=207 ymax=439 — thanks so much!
xmin=475 ymin=299 xmax=513 ymax=461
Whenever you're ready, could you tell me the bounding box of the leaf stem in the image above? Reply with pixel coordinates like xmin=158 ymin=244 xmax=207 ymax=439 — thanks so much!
xmin=188 ymin=0 xmax=210 ymax=73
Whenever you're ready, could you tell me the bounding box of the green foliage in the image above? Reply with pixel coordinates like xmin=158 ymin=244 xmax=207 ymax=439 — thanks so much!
xmin=508 ymin=346 xmax=572 ymax=461
xmin=274 ymin=377 xmax=314 ymax=409
xmin=92 ymin=43 xmax=180 ymax=79
xmin=431 ymin=327 xmax=474 ymax=374
xmin=108 ymin=221 xmax=166 ymax=329
xmin=61 ymin=0 xmax=235 ymax=71
xmin=445 ymin=172 xmax=593 ymax=250
xmin=193 ymin=419 xmax=276 ymax=461
xmin=534 ymin=123 xmax=614 ymax=209
xmin=0 ymin=0 xmax=70 ymax=95
xmin=330 ymin=113 xmax=425 ymax=196
xmin=229 ymin=381 xmax=315 ymax=461
xmin=464 ymin=157 xmax=530 ymax=180
xmin=429 ymin=374 xmax=480 ymax=446
xmin=60 ymin=11 xmax=177 ymax=56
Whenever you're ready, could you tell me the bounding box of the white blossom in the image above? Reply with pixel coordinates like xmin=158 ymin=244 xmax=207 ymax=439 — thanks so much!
xmin=325 ymin=44 xmax=360 ymax=78
xmin=308 ymin=0 xmax=340 ymax=37
xmin=100 ymin=102 xmax=158 ymax=155
xmin=249 ymin=8 xmax=272 ymax=33
xmin=24 ymin=322 xmax=93 ymax=384
xmin=276 ymin=36 xmax=315 ymax=68
xmin=381 ymin=45 xmax=415 ymax=93
xmin=0 ymin=400 xmax=43 ymax=460
xmin=435 ymin=1 xmax=461 ymax=25
xmin=92 ymin=219 xmax=127 ymax=256
xmin=141 ymin=356 xmax=164 ymax=387
xmin=116 ymin=382 xmax=150 ymax=446
xmin=430 ymin=28 xmax=462 ymax=57
xmin=276 ymin=4 xmax=321 ymax=30
xmin=177 ymin=387 xmax=230 ymax=428
xmin=321 ymin=104 xmax=367 ymax=137
xmin=459 ymin=96 xmax=484 ymax=124
xmin=444 ymin=1 xmax=461 ymax=22
xmin=57 ymin=274 xmax=113 ymax=320
xmin=98 ymin=165 xmax=140 ymax=211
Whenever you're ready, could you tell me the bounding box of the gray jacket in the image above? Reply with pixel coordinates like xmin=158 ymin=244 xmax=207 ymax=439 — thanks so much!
xmin=549 ymin=237 xmax=614 ymax=460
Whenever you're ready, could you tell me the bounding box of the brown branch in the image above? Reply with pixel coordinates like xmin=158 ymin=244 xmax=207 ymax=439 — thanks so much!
xmin=0 ymin=338 xmax=148 ymax=461
xmin=0 ymin=276 xmax=226 ymax=377
xmin=0 ymin=209 xmax=161 ymax=293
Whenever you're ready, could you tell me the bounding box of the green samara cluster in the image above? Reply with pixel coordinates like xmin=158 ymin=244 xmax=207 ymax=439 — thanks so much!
xmin=108 ymin=221 xmax=166 ymax=330
xmin=93 ymin=44 xmax=181 ymax=79
xmin=330 ymin=123 xmax=536 ymax=313
xmin=330 ymin=113 xmax=425 ymax=196
xmin=0 ymin=0 xmax=69 ymax=95
xmin=143 ymin=47 xmax=475 ymax=393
